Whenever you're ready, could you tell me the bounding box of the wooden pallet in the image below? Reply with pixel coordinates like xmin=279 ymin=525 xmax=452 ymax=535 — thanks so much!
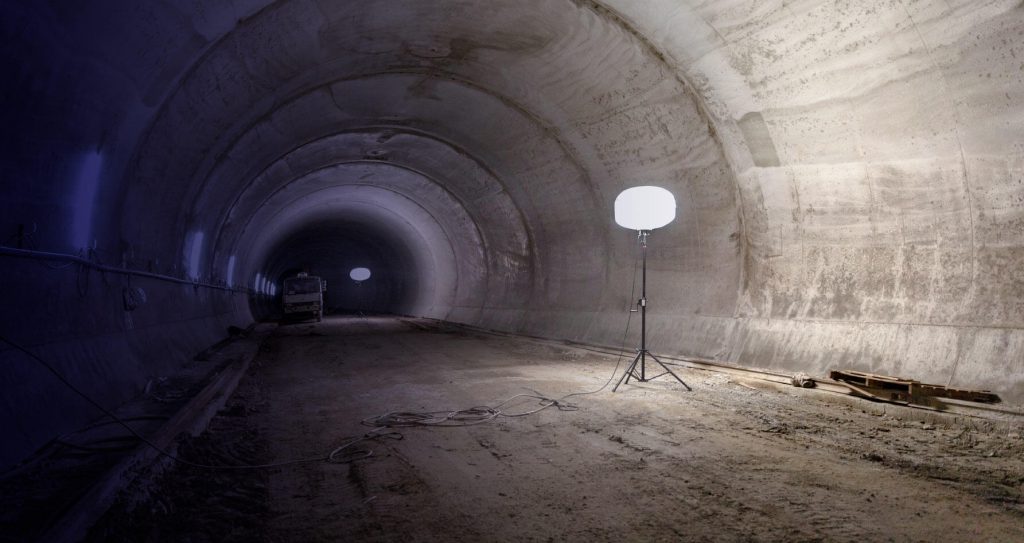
xmin=828 ymin=369 xmax=1001 ymax=404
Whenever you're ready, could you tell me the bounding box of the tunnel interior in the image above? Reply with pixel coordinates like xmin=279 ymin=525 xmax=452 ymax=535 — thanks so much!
xmin=260 ymin=219 xmax=414 ymax=317
xmin=2 ymin=0 xmax=1023 ymax=480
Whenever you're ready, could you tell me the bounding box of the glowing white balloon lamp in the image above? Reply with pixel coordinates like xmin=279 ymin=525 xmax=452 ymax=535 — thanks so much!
xmin=612 ymin=186 xmax=690 ymax=392
xmin=614 ymin=186 xmax=676 ymax=230
xmin=349 ymin=267 xmax=371 ymax=282
xmin=349 ymin=267 xmax=371 ymax=317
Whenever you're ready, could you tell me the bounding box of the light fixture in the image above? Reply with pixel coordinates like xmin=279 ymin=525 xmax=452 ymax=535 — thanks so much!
xmin=612 ymin=186 xmax=690 ymax=392
xmin=350 ymin=267 xmax=371 ymax=282
xmin=186 ymin=231 xmax=205 ymax=281
xmin=614 ymin=186 xmax=676 ymax=230
xmin=226 ymin=255 xmax=236 ymax=288
xmin=349 ymin=267 xmax=371 ymax=318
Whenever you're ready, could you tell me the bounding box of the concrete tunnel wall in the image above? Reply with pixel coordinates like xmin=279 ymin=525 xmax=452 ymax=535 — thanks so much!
xmin=1 ymin=0 xmax=1022 ymax=468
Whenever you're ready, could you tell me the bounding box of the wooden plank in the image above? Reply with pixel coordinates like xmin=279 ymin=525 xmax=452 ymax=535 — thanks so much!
xmin=839 ymin=381 xmax=909 ymax=405
xmin=917 ymin=384 xmax=1001 ymax=404
xmin=830 ymin=369 xmax=1000 ymax=405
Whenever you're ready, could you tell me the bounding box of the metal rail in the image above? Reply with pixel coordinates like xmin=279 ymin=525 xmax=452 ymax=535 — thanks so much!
xmin=0 ymin=245 xmax=248 ymax=293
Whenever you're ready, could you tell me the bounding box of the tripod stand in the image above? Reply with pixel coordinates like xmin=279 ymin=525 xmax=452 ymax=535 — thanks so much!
xmin=613 ymin=230 xmax=691 ymax=392
xmin=354 ymin=280 xmax=366 ymax=318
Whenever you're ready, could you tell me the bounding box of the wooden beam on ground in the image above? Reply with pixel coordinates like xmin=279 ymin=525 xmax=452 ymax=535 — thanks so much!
xmin=829 ymin=369 xmax=1001 ymax=404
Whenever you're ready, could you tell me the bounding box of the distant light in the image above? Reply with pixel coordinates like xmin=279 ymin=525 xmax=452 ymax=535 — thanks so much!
xmin=270 ymin=283 xmax=277 ymax=296
xmin=186 ymin=231 xmax=205 ymax=280
xmin=70 ymin=151 xmax=103 ymax=249
xmin=226 ymin=255 xmax=237 ymax=288
xmin=614 ymin=186 xmax=676 ymax=230
xmin=350 ymin=267 xmax=371 ymax=281
xmin=254 ymin=273 xmax=262 ymax=292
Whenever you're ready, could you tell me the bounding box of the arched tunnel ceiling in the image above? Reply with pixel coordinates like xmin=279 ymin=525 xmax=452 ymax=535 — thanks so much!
xmin=2 ymin=0 xmax=1022 ymax=399
xmin=216 ymin=135 xmax=522 ymax=314
xmin=120 ymin=0 xmax=740 ymax=332
xmin=242 ymin=181 xmax=467 ymax=317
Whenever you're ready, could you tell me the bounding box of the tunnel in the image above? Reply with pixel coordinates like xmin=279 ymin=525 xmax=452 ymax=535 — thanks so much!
xmin=1 ymin=1 xmax=1022 ymax=540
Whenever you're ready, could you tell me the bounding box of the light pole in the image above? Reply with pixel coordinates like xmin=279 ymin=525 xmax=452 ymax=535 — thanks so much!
xmin=612 ymin=186 xmax=690 ymax=392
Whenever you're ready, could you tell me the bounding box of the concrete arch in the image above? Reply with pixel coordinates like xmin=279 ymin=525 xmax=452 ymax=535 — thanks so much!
xmin=1 ymin=0 xmax=1021 ymax=471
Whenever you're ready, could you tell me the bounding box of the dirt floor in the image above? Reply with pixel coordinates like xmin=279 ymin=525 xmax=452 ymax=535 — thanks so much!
xmin=89 ymin=316 xmax=1024 ymax=542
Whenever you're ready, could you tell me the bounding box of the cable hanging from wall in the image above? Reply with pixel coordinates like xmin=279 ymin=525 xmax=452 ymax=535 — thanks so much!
xmin=0 ymin=239 xmax=645 ymax=472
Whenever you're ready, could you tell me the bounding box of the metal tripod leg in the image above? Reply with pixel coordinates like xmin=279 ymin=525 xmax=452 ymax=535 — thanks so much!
xmin=612 ymin=228 xmax=692 ymax=393
xmin=613 ymin=350 xmax=691 ymax=392
xmin=613 ymin=350 xmax=644 ymax=392
xmin=646 ymin=352 xmax=692 ymax=391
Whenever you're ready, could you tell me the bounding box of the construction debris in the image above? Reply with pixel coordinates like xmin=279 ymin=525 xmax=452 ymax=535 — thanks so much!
xmin=828 ymin=370 xmax=1001 ymax=405
xmin=791 ymin=372 xmax=815 ymax=388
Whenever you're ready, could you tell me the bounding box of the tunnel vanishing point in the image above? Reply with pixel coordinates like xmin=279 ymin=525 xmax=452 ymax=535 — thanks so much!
xmin=1 ymin=1 xmax=1023 ymax=470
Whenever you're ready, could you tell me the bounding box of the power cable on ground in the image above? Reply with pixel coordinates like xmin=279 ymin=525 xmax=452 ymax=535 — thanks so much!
xmin=0 ymin=241 xmax=642 ymax=471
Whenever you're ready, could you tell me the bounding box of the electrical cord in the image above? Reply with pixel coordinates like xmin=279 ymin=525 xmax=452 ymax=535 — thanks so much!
xmin=0 ymin=245 xmax=242 ymax=293
xmin=364 ymin=241 xmax=641 ymax=430
xmin=0 ymin=242 xmax=641 ymax=470
xmin=362 ymin=392 xmax=578 ymax=428
xmin=55 ymin=436 xmax=143 ymax=454
xmin=0 ymin=333 xmax=400 ymax=472
xmin=51 ymin=416 xmax=171 ymax=455
xmin=5 ymin=225 xmax=79 ymax=270
xmin=0 ymin=224 xmax=76 ymax=270
xmin=0 ymin=415 xmax=173 ymax=481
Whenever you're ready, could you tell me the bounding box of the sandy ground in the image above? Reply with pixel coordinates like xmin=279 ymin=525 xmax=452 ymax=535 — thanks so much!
xmin=90 ymin=316 xmax=1024 ymax=542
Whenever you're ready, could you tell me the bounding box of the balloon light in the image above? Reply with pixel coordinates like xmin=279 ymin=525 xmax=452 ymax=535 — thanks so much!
xmin=350 ymin=267 xmax=371 ymax=281
xmin=611 ymin=185 xmax=689 ymax=392
xmin=614 ymin=186 xmax=676 ymax=230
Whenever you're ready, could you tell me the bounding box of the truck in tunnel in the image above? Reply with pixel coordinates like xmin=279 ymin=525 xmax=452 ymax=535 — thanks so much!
xmin=281 ymin=273 xmax=326 ymax=322
xmin=0 ymin=0 xmax=1021 ymax=541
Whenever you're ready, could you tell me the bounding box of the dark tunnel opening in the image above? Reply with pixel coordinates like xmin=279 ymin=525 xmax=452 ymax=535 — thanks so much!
xmin=254 ymin=219 xmax=419 ymax=320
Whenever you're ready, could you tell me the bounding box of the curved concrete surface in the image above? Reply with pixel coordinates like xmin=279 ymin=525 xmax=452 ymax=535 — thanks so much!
xmin=1 ymin=0 xmax=1021 ymax=468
